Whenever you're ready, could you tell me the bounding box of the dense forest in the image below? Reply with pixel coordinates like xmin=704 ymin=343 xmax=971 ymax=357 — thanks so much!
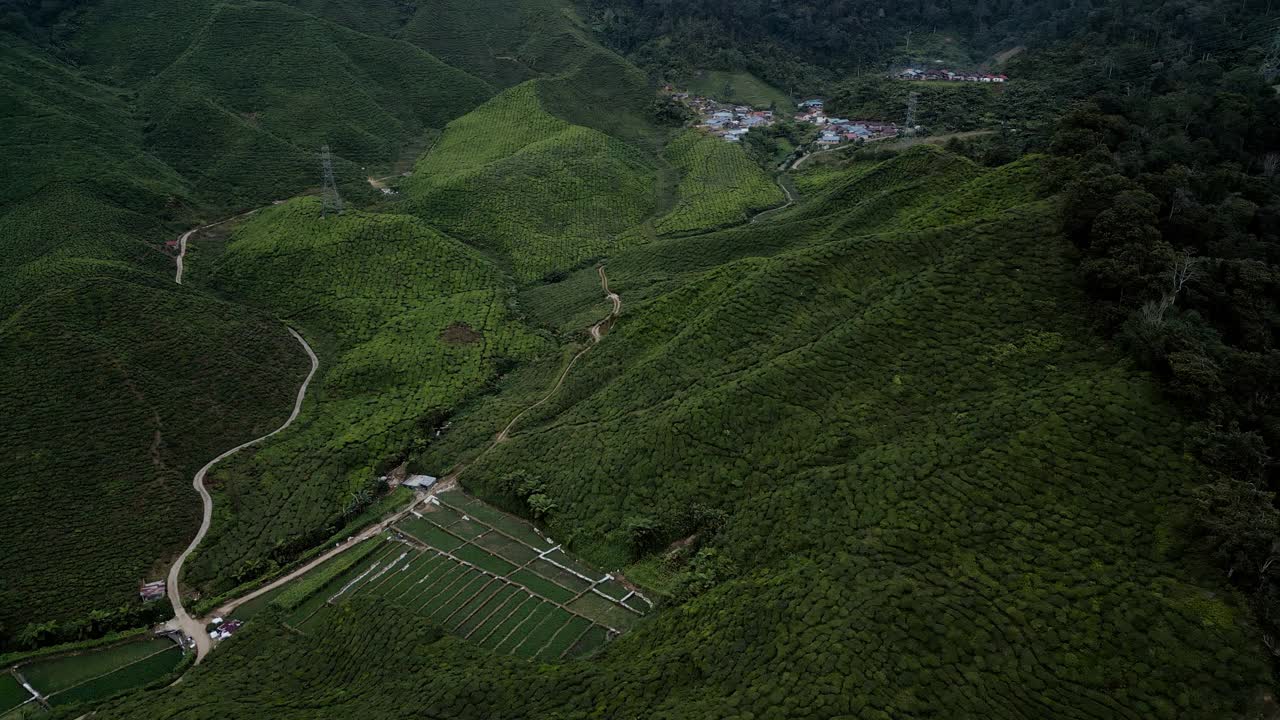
xmin=1050 ymin=46 xmax=1280 ymax=650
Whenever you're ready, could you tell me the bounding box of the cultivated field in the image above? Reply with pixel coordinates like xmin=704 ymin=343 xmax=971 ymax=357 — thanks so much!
xmin=281 ymin=490 xmax=648 ymax=661
xmin=2 ymin=637 xmax=183 ymax=716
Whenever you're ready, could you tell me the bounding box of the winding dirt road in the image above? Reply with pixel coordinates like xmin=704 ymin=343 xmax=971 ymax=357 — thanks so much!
xmin=165 ymin=326 xmax=319 ymax=663
xmin=750 ymin=177 xmax=797 ymax=224
xmin=174 ymin=209 xmax=260 ymax=285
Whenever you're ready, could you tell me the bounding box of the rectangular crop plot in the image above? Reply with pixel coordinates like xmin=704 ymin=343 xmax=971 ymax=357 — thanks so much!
xmin=542 ymin=548 xmax=597 ymax=579
xmin=508 ymin=568 xmax=576 ymax=603
xmin=494 ymin=602 xmax=558 ymax=654
xmin=472 ymin=531 xmax=539 ymax=565
xmin=476 ymin=596 xmax=540 ymax=647
xmin=421 ymin=570 xmax=487 ymax=617
xmin=21 ymin=638 xmax=176 ymax=695
xmin=455 ymin=586 xmax=520 ymax=636
xmin=511 ymin=609 xmax=574 ymax=658
xmin=0 ymin=674 xmax=31 ymax=713
xmin=453 ymin=544 xmax=517 ymax=576
xmin=567 ymin=625 xmax=610 ymax=658
xmin=438 ymin=493 xmax=548 ymax=547
xmin=441 ymin=579 xmax=505 ymax=627
xmin=568 ymin=592 xmax=642 ymax=631
xmin=537 ymin=616 xmax=592 ymax=660
xmin=529 ymin=559 xmax=592 ymax=593
xmin=40 ymin=643 xmax=183 ymax=707
xmin=398 ymin=518 xmax=465 ymax=551
xmin=440 ymin=517 xmax=489 ymax=541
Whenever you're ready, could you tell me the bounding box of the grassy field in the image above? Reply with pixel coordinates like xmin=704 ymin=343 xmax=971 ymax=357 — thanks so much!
xmin=0 ymin=675 xmax=29 ymax=714
xmin=653 ymin=130 xmax=784 ymax=236
xmin=683 ymin=70 xmax=793 ymax=109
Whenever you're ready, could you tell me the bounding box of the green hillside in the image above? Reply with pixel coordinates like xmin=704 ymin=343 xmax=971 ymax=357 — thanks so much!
xmin=89 ymin=148 xmax=1270 ymax=719
xmin=403 ymin=82 xmax=658 ymax=281
xmin=0 ymin=186 xmax=309 ymax=642
xmin=180 ymin=198 xmax=549 ymax=591
xmin=654 ymin=129 xmax=784 ymax=236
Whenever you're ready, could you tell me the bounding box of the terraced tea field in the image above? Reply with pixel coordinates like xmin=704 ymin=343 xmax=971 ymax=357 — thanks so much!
xmin=283 ymin=490 xmax=649 ymax=660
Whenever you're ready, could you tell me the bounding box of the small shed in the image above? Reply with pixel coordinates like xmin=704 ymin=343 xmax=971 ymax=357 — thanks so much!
xmin=404 ymin=475 xmax=438 ymax=490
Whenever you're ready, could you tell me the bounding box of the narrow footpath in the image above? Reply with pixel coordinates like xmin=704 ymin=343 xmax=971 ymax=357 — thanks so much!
xmin=448 ymin=265 xmax=621 ymax=479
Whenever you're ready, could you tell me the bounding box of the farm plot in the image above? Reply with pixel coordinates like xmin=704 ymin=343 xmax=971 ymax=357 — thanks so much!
xmin=10 ymin=637 xmax=183 ymax=710
xmin=290 ymin=490 xmax=652 ymax=660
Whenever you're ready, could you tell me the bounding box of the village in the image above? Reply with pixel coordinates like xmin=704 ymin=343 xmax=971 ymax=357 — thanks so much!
xmin=896 ymin=67 xmax=1008 ymax=83
xmin=669 ymin=90 xmax=900 ymax=149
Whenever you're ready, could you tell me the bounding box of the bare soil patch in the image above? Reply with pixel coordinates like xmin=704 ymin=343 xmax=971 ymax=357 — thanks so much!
xmin=441 ymin=323 xmax=483 ymax=344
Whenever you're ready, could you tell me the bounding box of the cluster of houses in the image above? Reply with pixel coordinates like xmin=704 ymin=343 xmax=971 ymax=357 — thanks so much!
xmin=897 ymin=68 xmax=1008 ymax=83
xmin=674 ymin=92 xmax=777 ymax=142
xmin=794 ymin=99 xmax=900 ymax=147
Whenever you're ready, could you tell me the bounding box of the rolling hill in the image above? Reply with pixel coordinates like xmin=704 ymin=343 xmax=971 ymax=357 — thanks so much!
xmin=83 ymin=148 xmax=1272 ymax=720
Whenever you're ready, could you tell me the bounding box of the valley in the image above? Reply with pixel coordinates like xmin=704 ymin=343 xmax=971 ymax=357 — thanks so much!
xmin=2 ymin=1 xmax=1279 ymax=719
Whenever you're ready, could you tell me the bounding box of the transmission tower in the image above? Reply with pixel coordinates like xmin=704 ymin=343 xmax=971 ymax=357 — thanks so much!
xmin=320 ymin=144 xmax=343 ymax=217
xmin=904 ymin=92 xmax=920 ymax=132
xmin=1262 ymin=29 xmax=1280 ymax=82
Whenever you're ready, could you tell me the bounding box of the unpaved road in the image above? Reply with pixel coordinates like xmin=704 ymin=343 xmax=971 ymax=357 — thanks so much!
xmin=207 ymin=482 xmax=443 ymax=620
xmin=174 ymin=209 xmax=259 ymax=285
xmin=165 ymin=326 xmax=319 ymax=663
xmin=750 ymin=177 xmax=797 ymax=224
xmin=791 ymin=129 xmax=996 ymax=171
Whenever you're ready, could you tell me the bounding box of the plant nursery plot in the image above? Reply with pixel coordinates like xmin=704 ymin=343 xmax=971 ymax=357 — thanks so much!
xmin=438 ymin=493 xmax=551 ymax=548
xmin=476 ymin=597 xmax=541 ymax=649
xmin=454 ymin=586 xmax=521 ymax=636
xmin=494 ymin=603 xmax=558 ymax=654
xmin=537 ymin=615 xmax=592 ymax=660
xmin=45 ymin=645 xmax=182 ymax=707
xmin=398 ymin=518 xmax=465 ymax=552
xmin=0 ymin=675 xmax=29 ymax=713
xmin=508 ymin=569 xmax=576 ymax=604
xmin=452 ymin=544 xmax=517 ymax=576
xmin=528 ymin=559 xmax=592 ymax=593
xmin=19 ymin=638 xmax=176 ymax=695
xmin=472 ymin=531 xmax=540 ymax=566
xmin=567 ymin=593 xmax=641 ymax=632
xmin=566 ymin=625 xmax=610 ymax=658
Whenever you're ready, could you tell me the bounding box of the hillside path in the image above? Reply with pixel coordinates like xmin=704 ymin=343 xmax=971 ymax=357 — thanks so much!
xmin=444 ymin=266 xmax=620 ymax=482
xmin=164 ymin=326 xmax=319 ymax=663
xmin=750 ymin=176 xmax=797 ymax=224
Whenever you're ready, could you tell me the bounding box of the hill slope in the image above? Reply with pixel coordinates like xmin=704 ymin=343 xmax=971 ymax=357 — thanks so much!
xmin=93 ymin=149 xmax=1271 ymax=719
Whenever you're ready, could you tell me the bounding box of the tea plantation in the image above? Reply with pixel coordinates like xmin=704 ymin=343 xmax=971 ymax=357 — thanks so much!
xmin=180 ymin=199 xmax=550 ymax=592
xmin=85 ymin=148 xmax=1270 ymax=719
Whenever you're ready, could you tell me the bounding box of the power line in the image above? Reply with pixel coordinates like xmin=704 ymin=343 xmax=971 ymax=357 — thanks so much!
xmin=320 ymin=144 xmax=343 ymax=217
